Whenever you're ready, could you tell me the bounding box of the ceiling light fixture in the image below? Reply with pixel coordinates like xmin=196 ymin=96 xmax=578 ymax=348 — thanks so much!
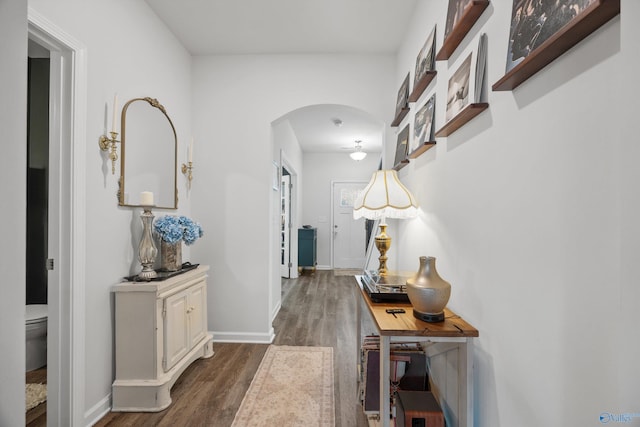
xmin=350 ymin=140 xmax=367 ymax=161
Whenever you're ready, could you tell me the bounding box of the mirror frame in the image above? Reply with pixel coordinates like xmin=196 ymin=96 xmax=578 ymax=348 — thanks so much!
xmin=118 ymin=97 xmax=178 ymax=209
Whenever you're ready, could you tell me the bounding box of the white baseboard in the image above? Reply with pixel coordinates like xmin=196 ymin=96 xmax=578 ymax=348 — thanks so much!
xmin=84 ymin=393 xmax=111 ymax=426
xmin=212 ymin=329 xmax=275 ymax=344
xmin=316 ymin=265 xmax=331 ymax=270
xmin=271 ymin=301 xmax=281 ymax=323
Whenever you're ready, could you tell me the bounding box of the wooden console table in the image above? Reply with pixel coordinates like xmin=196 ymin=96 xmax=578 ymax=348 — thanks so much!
xmin=355 ymin=276 xmax=478 ymax=427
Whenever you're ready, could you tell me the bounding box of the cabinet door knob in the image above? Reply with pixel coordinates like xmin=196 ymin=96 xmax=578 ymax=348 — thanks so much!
xmin=187 ymin=306 xmax=195 ymax=313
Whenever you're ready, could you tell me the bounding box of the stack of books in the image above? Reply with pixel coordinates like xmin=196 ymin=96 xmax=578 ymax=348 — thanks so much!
xmin=358 ymin=335 xmax=428 ymax=415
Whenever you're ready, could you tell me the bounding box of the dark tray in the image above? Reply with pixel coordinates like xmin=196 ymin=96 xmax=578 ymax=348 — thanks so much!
xmin=123 ymin=262 xmax=200 ymax=282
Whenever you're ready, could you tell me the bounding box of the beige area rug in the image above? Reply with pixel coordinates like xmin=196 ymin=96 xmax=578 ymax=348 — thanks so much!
xmin=231 ymin=345 xmax=335 ymax=427
xmin=26 ymin=383 xmax=47 ymax=411
xmin=333 ymin=269 xmax=362 ymax=276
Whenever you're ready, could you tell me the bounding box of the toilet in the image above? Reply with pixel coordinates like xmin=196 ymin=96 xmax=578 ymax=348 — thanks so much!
xmin=26 ymin=304 xmax=47 ymax=372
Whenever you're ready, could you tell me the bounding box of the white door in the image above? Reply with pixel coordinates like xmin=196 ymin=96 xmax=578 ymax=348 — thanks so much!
xmin=280 ymin=174 xmax=291 ymax=277
xmin=332 ymin=182 xmax=367 ymax=269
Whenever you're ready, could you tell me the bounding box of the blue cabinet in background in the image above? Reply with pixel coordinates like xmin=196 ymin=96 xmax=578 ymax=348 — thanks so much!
xmin=298 ymin=227 xmax=317 ymax=273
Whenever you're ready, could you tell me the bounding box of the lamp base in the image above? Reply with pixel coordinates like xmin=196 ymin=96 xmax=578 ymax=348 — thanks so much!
xmin=412 ymin=309 xmax=445 ymax=323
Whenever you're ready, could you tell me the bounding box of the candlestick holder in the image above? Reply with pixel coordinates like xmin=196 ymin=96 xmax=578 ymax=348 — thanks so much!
xmin=181 ymin=161 xmax=193 ymax=190
xmin=138 ymin=206 xmax=158 ymax=280
xmin=99 ymin=131 xmax=120 ymax=175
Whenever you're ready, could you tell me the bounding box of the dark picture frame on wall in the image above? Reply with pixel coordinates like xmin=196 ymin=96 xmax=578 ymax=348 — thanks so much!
xmin=436 ymin=34 xmax=489 ymax=138
xmin=409 ymin=95 xmax=436 ymax=159
xmin=392 ymin=73 xmax=410 ymax=127
xmin=444 ymin=0 xmax=473 ymax=37
xmin=493 ymin=0 xmax=620 ymax=91
xmin=409 ymin=26 xmax=437 ymax=103
xmin=437 ymin=0 xmax=489 ymax=61
xmin=445 ymin=53 xmax=472 ymax=123
xmin=393 ymin=124 xmax=410 ymax=170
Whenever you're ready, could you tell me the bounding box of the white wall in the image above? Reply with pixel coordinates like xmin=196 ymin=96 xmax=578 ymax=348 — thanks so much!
xmin=393 ymin=2 xmax=638 ymax=426
xmin=18 ymin=0 xmax=193 ymax=423
xmin=302 ymin=152 xmax=381 ymax=268
xmin=0 ymin=0 xmax=28 ymax=424
xmin=191 ymin=54 xmax=395 ymax=342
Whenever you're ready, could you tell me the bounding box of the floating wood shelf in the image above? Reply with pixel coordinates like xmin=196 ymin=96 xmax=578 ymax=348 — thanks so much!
xmin=393 ymin=159 xmax=409 ymax=171
xmin=391 ymin=107 xmax=410 ymax=127
xmin=435 ymin=103 xmax=489 ymax=138
xmin=408 ymin=71 xmax=437 ymax=103
xmin=493 ymin=0 xmax=619 ymax=91
xmin=436 ymin=0 xmax=489 ymax=61
xmin=408 ymin=142 xmax=436 ymax=159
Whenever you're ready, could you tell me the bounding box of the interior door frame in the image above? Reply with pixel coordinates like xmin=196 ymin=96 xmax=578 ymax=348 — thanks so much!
xmin=280 ymin=172 xmax=292 ymax=278
xmin=28 ymin=9 xmax=87 ymax=426
xmin=280 ymin=151 xmax=298 ymax=279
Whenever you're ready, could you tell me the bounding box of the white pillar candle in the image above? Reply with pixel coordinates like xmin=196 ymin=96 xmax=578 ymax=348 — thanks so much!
xmin=188 ymin=137 xmax=194 ymax=163
xmin=112 ymin=93 xmax=118 ymax=133
xmin=140 ymin=191 xmax=154 ymax=206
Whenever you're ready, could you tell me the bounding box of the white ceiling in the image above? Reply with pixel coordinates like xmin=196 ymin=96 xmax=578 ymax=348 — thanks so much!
xmin=145 ymin=0 xmax=417 ymax=55
xmin=145 ymin=0 xmax=417 ymax=153
xmin=284 ymin=104 xmax=384 ymax=154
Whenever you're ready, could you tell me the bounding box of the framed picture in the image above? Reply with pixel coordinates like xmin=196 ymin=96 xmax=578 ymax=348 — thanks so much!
xmin=412 ymin=95 xmax=436 ymax=151
xmin=505 ymin=0 xmax=598 ymax=73
xmin=414 ymin=26 xmax=436 ymax=87
xmin=393 ymin=124 xmax=410 ymax=168
xmin=446 ymin=53 xmax=472 ymax=123
xmin=445 ymin=0 xmax=473 ymax=37
xmin=394 ymin=73 xmax=410 ymax=119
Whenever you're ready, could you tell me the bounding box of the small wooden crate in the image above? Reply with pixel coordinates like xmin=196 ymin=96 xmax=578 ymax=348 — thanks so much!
xmin=395 ymin=390 xmax=444 ymax=427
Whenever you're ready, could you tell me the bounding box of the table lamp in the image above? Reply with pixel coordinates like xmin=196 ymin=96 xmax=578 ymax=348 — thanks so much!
xmin=353 ymin=170 xmax=418 ymax=276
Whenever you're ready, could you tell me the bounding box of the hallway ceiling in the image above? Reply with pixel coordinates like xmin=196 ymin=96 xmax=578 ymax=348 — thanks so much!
xmin=284 ymin=105 xmax=384 ymax=154
xmin=145 ymin=0 xmax=417 ymax=55
xmin=145 ymin=0 xmax=411 ymax=154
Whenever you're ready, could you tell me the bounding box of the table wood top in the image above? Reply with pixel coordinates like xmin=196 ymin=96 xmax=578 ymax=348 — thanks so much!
xmin=356 ymin=276 xmax=479 ymax=338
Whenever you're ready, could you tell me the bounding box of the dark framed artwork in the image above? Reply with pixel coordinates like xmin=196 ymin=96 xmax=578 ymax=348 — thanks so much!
xmin=445 ymin=0 xmax=473 ymax=37
xmin=395 ymin=74 xmax=410 ymax=117
xmin=412 ymin=95 xmax=436 ymax=151
xmin=414 ymin=26 xmax=436 ymax=87
xmin=445 ymin=53 xmax=472 ymax=122
xmin=505 ymin=0 xmax=598 ymax=73
xmin=393 ymin=124 xmax=410 ymax=168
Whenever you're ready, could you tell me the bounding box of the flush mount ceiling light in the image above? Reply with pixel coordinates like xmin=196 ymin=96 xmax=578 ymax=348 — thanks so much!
xmin=350 ymin=140 xmax=367 ymax=161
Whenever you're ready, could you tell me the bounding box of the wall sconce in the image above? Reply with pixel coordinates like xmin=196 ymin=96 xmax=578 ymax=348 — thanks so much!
xmin=99 ymin=94 xmax=120 ymax=175
xmin=181 ymin=137 xmax=194 ymax=189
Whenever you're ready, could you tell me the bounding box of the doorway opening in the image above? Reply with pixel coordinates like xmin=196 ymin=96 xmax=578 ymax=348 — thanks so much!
xmin=28 ymin=10 xmax=87 ymax=425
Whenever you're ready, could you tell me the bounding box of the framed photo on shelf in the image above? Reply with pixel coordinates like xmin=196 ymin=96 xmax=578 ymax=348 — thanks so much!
xmin=412 ymin=95 xmax=436 ymax=152
xmin=445 ymin=34 xmax=488 ymax=123
xmin=414 ymin=26 xmax=436 ymax=87
xmin=445 ymin=53 xmax=472 ymax=123
xmin=393 ymin=124 xmax=410 ymax=168
xmin=505 ymin=0 xmax=598 ymax=73
xmin=394 ymin=73 xmax=410 ymax=119
xmin=445 ymin=0 xmax=473 ymax=37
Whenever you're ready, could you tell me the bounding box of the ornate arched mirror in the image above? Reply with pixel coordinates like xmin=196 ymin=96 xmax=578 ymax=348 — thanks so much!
xmin=119 ymin=97 xmax=178 ymax=209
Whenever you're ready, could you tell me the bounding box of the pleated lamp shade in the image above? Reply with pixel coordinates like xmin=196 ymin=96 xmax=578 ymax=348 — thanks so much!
xmin=353 ymin=170 xmax=418 ymax=221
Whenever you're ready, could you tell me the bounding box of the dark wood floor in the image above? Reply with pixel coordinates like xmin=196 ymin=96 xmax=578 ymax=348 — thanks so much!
xmin=27 ymin=270 xmax=368 ymax=427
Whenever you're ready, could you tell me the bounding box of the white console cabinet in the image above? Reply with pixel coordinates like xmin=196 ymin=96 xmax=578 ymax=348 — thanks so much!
xmin=112 ymin=265 xmax=213 ymax=412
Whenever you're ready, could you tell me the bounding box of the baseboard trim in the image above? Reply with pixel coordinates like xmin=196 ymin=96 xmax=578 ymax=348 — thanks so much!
xmin=212 ymin=330 xmax=275 ymax=344
xmin=84 ymin=393 xmax=111 ymax=427
xmin=271 ymin=301 xmax=281 ymax=323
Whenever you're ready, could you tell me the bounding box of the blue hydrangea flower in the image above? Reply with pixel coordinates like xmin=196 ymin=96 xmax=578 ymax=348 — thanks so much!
xmin=154 ymin=215 xmax=204 ymax=245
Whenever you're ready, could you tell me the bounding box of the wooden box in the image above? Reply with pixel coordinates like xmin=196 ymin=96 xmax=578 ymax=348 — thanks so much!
xmin=395 ymin=390 xmax=444 ymax=427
